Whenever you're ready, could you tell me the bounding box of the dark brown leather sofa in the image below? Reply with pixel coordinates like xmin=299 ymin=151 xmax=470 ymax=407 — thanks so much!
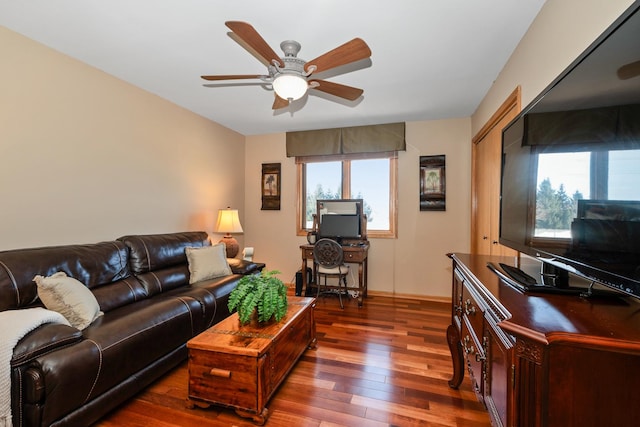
xmin=0 ymin=231 xmax=263 ymax=427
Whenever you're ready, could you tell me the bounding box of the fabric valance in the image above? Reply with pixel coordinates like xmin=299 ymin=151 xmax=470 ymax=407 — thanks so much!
xmin=286 ymin=122 xmax=405 ymax=157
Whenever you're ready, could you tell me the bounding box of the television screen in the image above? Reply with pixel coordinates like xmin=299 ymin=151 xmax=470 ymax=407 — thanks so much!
xmin=319 ymin=214 xmax=361 ymax=240
xmin=500 ymin=2 xmax=640 ymax=297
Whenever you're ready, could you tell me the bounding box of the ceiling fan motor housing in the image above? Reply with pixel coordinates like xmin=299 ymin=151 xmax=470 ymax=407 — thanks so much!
xmin=270 ymin=40 xmax=309 ymax=79
xmin=280 ymin=40 xmax=301 ymax=57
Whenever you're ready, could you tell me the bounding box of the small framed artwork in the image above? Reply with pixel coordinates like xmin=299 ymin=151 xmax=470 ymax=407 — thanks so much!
xmin=261 ymin=163 xmax=281 ymax=210
xmin=420 ymin=155 xmax=446 ymax=211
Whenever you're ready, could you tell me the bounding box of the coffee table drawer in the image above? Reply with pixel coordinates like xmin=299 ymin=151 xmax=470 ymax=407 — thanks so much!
xmin=188 ymin=348 xmax=266 ymax=411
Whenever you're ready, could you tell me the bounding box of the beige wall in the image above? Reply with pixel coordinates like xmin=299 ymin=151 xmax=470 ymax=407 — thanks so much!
xmin=0 ymin=27 xmax=246 ymax=250
xmin=244 ymin=118 xmax=472 ymax=298
xmin=473 ymin=0 xmax=635 ymax=134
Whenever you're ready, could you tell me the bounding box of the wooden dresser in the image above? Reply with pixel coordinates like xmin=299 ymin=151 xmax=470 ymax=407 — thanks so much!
xmin=447 ymin=253 xmax=640 ymax=427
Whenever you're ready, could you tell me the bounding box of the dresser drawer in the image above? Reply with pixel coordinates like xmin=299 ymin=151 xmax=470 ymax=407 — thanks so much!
xmin=461 ymin=317 xmax=484 ymax=402
xmin=462 ymin=284 xmax=483 ymax=340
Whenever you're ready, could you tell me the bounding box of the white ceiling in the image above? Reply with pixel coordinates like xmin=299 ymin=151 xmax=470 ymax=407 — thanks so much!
xmin=0 ymin=0 xmax=546 ymax=136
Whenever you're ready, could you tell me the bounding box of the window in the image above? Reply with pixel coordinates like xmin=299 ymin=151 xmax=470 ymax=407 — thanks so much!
xmin=297 ymin=152 xmax=397 ymax=238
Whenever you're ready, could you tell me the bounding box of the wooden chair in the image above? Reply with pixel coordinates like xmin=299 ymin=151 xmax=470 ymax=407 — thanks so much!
xmin=313 ymin=238 xmax=349 ymax=309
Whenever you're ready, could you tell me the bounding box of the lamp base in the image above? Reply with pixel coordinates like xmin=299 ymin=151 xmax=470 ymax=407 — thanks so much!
xmin=219 ymin=235 xmax=239 ymax=258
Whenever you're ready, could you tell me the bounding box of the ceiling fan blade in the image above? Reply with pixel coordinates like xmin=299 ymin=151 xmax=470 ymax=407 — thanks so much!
xmin=309 ymin=79 xmax=363 ymax=101
xmin=305 ymin=38 xmax=371 ymax=74
xmin=272 ymin=94 xmax=289 ymax=110
xmin=225 ymin=21 xmax=283 ymax=67
xmin=201 ymin=74 xmax=264 ymax=81
xmin=617 ymin=60 xmax=640 ymax=80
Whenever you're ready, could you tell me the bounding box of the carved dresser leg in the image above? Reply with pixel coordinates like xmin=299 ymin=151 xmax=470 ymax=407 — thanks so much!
xmin=447 ymin=324 xmax=464 ymax=389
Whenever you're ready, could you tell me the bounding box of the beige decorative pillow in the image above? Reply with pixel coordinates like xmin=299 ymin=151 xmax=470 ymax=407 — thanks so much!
xmin=186 ymin=243 xmax=232 ymax=284
xmin=34 ymin=272 xmax=103 ymax=330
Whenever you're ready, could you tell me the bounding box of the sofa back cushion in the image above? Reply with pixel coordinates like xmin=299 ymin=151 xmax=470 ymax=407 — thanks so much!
xmin=0 ymin=241 xmax=141 ymax=312
xmin=118 ymin=231 xmax=210 ymax=297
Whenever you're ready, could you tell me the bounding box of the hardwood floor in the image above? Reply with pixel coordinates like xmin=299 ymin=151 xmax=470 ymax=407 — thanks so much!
xmin=96 ymin=292 xmax=491 ymax=427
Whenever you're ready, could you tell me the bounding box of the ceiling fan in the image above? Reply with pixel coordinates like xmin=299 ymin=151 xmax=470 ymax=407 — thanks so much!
xmin=201 ymin=21 xmax=372 ymax=110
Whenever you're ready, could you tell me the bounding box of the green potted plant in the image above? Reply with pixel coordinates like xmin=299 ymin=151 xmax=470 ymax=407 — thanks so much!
xmin=228 ymin=269 xmax=288 ymax=325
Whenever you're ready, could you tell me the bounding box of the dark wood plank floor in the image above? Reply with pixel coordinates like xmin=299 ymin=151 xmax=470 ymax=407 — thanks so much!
xmin=96 ymin=292 xmax=491 ymax=426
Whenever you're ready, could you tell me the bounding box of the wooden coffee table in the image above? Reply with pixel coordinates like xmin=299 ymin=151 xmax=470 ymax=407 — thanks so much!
xmin=186 ymin=296 xmax=316 ymax=425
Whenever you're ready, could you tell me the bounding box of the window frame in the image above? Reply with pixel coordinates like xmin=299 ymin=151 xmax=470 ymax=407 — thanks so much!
xmin=296 ymin=152 xmax=398 ymax=239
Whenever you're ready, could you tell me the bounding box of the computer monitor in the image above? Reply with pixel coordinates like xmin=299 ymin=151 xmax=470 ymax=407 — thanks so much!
xmin=318 ymin=214 xmax=361 ymax=241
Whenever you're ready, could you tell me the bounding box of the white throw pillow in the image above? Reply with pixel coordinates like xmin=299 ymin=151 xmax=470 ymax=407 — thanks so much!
xmin=186 ymin=243 xmax=232 ymax=284
xmin=34 ymin=272 xmax=103 ymax=330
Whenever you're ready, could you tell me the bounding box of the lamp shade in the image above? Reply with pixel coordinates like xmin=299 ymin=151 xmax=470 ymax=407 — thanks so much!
xmin=215 ymin=207 xmax=243 ymax=258
xmin=272 ymin=74 xmax=308 ymax=101
xmin=215 ymin=208 xmax=243 ymax=234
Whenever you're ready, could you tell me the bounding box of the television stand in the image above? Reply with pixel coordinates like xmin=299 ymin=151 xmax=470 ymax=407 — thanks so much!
xmin=448 ymin=253 xmax=640 ymax=426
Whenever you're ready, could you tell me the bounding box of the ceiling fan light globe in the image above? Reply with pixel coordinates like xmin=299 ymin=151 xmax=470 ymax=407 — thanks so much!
xmin=273 ymin=74 xmax=308 ymax=101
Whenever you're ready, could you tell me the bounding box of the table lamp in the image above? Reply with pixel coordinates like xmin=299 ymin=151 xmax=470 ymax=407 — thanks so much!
xmin=214 ymin=207 xmax=243 ymax=258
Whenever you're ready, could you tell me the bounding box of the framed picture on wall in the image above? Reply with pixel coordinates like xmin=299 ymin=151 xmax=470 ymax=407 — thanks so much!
xmin=420 ymin=155 xmax=446 ymax=211
xmin=261 ymin=163 xmax=281 ymax=210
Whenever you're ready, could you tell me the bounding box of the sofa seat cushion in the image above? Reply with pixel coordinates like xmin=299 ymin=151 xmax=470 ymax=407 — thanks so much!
xmin=156 ymin=286 xmax=217 ymax=332
xmin=80 ymin=295 xmax=203 ymax=399
xmin=158 ymin=274 xmax=243 ymax=329
xmin=191 ymin=274 xmax=240 ymax=302
xmin=189 ymin=274 xmax=241 ymax=324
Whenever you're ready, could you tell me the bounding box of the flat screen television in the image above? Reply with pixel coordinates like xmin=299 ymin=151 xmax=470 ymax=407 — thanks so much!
xmin=500 ymin=1 xmax=640 ymax=297
xmin=318 ymin=214 xmax=361 ymax=241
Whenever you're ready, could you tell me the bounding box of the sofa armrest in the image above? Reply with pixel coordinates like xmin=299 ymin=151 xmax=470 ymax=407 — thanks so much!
xmin=11 ymin=323 xmax=83 ymax=367
xmin=227 ymin=259 xmax=266 ymax=275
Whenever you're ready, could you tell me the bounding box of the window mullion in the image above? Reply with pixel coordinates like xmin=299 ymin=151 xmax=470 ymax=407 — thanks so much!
xmin=343 ymin=160 xmax=351 ymax=198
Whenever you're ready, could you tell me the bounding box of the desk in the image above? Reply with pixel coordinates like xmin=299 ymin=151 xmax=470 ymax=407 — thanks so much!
xmin=300 ymin=243 xmax=369 ymax=306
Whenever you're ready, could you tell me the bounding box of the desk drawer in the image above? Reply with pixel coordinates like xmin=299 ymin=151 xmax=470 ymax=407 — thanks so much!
xmin=344 ymin=251 xmax=364 ymax=262
xmin=305 ymin=247 xmax=364 ymax=262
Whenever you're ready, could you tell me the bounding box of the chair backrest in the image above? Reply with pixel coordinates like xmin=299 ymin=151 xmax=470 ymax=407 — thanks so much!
xmin=313 ymin=238 xmax=344 ymax=269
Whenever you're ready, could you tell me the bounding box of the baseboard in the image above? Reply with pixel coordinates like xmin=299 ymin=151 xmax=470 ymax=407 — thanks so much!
xmin=285 ymin=284 xmax=452 ymax=304
xmin=357 ymin=290 xmax=451 ymax=304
